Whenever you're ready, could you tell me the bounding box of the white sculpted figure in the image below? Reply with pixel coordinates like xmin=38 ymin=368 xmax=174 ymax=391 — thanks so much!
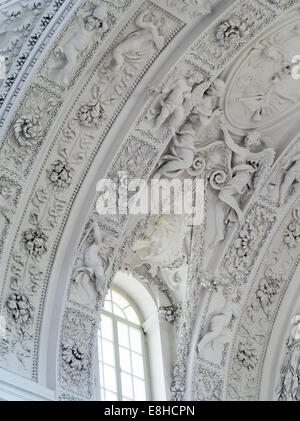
xmin=198 ymin=286 xmax=238 ymax=353
xmin=77 ymin=222 xmax=106 ymax=296
xmin=0 ymin=185 xmax=15 ymax=223
xmin=130 ymin=215 xmax=188 ymax=297
xmin=210 ymin=125 xmax=269 ymax=248
xmin=291 ymin=315 xmax=300 ymax=342
xmin=156 ymin=79 xmax=225 ymax=177
xmin=149 ymin=72 xmax=203 ymax=134
xmin=49 ymin=6 xmax=108 ymax=85
xmin=279 ymin=152 xmax=300 ymax=205
xmin=112 ymin=10 xmax=164 ymax=72
xmin=278 ymin=315 xmax=300 ymax=401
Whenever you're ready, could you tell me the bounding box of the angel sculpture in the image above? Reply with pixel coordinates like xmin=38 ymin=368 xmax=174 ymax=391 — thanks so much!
xmin=76 ymin=221 xmax=107 ymax=297
xmin=210 ymin=124 xmax=275 ymax=248
xmin=49 ymin=6 xmax=108 ymax=86
xmin=278 ymin=315 xmax=300 ymax=401
xmin=291 ymin=315 xmax=300 ymax=342
xmin=279 ymin=151 xmax=300 ymax=205
xmin=0 ymin=185 xmax=15 ymax=223
xmin=198 ymin=285 xmax=239 ymax=353
xmin=156 ymin=78 xmax=225 ymax=178
xmin=112 ymin=10 xmax=164 ymax=72
xmin=148 ymin=72 xmax=204 ymax=135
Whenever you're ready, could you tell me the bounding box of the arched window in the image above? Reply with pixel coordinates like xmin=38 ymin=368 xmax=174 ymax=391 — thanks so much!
xmin=97 ymin=287 xmax=150 ymax=401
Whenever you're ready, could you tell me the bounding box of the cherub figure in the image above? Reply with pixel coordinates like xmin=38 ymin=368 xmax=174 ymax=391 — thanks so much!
xmin=210 ymin=125 xmax=271 ymax=248
xmin=291 ymin=315 xmax=300 ymax=342
xmin=112 ymin=10 xmax=164 ymax=72
xmin=77 ymin=222 xmax=106 ymax=296
xmin=279 ymin=151 xmax=300 ymax=205
xmin=278 ymin=315 xmax=300 ymax=401
xmin=156 ymin=78 xmax=225 ymax=177
xmin=0 ymin=185 xmax=15 ymax=223
xmin=198 ymin=285 xmax=238 ymax=353
xmin=149 ymin=72 xmax=201 ymax=134
xmin=49 ymin=6 xmax=108 ymax=85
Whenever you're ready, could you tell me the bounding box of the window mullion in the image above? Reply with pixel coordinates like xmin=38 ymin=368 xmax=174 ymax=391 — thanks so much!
xmin=113 ymin=316 xmax=123 ymax=401
xmin=128 ymin=324 xmax=135 ymax=400
xmin=141 ymin=328 xmax=151 ymax=401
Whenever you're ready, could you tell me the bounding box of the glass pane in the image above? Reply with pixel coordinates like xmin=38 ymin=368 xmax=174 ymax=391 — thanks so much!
xmin=113 ymin=303 xmax=126 ymax=319
xmin=121 ymin=372 xmax=133 ymax=399
xmin=102 ymin=339 xmax=115 ymax=367
xmin=123 ymin=397 xmax=133 ymax=401
xmin=119 ymin=346 xmax=131 ymax=373
xmin=112 ymin=290 xmax=130 ymax=309
xmin=130 ymin=327 xmax=142 ymax=354
xmin=124 ymin=307 xmax=140 ymax=324
xmin=104 ymin=300 xmax=112 ymax=312
xmin=98 ymin=337 xmax=103 ymax=361
xmin=101 ymin=315 xmax=113 ymax=341
xmin=133 ymin=377 xmax=146 ymax=401
xmin=118 ymin=321 xmax=129 ymax=348
xmin=105 ymin=390 xmax=118 ymax=401
xmin=131 ymin=352 xmax=144 ymax=379
xmin=103 ymin=364 xmax=117 ymax=392
xmin=99 ymin=363 xmax=104 ymax=386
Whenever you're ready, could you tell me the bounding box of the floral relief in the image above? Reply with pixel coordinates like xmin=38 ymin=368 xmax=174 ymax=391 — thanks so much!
xmin=6 ymin=293 xmax=33 ymax=333
xmin=236 ymin=341 xmax=258 ymax=370
xmin=283 ymin=220 xmax=300 ymax=248
xmin=223 ymin=206 xmax=275 ymax=283
xmin=47 ymin=160 xmax=73 ymax=191
xmin=215 ymin=19 xmax=247 ymax=45
xmin=13 ymin=114 xmax=43 ymax=147
xmin=256 ymin=276 xmax=281 ymax=315
xmin=159 ymin=305 xmax=182 ymax=324
xmin=77 ymin=101 xmax=105 ymax=128
xmin=62 ymin=339 xmax=88 ymax=372
xmin=22 ymin=228 xmax=48 ymax=257
xmin=233 ymin=224 xmax=256 ymax=259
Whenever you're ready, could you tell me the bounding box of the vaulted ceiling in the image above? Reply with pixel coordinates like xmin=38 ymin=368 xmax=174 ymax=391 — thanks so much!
xmin=0 ymin=0 xmax=300 ymax=401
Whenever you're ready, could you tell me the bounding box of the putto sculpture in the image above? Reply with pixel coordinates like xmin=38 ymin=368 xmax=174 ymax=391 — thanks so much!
xmin=155 ymin=78 xmax=225 ymax=177
xmin=49 ymin=5 xmax=108 ymax=85
xmin=76 ymin=221 xmax=107 ymax=297
xmin=210 ymin=124 xmax=274 ymax=247
xmin=279 ymin=151 xmax=300 ymax=205
xmin=112 ymin=10 xmax=164 ymax=72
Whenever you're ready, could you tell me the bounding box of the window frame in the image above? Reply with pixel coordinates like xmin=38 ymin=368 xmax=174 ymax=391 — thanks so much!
xmin=98 ymin=286 xmax=151 ymax=401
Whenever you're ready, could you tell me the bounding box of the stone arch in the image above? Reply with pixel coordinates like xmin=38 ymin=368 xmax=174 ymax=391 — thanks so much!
xmin=0 ymin=0 xmax=299 ymax=401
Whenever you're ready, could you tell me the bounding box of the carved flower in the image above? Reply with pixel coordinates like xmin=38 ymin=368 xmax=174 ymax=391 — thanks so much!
xmin=236 ymin=342 xmax=258 ymax=370
xmin=216 ymin=19 xmax=247 ymax=45
xmin=22 ymin=228 xmax=48 ymax=257
xmin=256 ymin=277 xmax=281 ymax=311
xmin=170 ymin=382 xmax=185 ymax=401
xmin=77 ymin=101 xmax=104 ymax=128
xmin=62 ymin=339 xmax=88 ymax=371
xmin=13 ymin=115 xmax=43 ymax=146
xmin=233 ymin=224 xmax=255 ymax=258
xmin=6 ymin=293 xmax=33 ymax=328
xmin=283 ymin=221 xmax=300 ymax=248
xmin=159 ymin=305 xmax=182 ymax=323
xmin=48 ymin=160 xmax=72 ymax=191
